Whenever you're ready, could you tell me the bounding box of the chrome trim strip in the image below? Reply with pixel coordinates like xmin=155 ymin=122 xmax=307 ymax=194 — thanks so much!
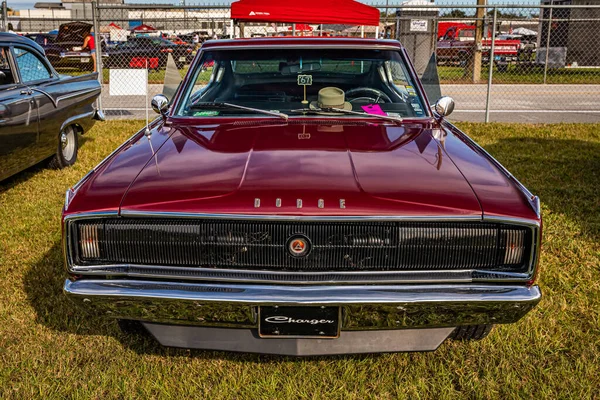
xmin=119 ymin=210 xmax=484 ymax=222
xmin=67 ymin=264 xmax=534 ymax=284
xmin=64 ymin=280 xmax=542 ymax=305
xmin=68 ymin=265 xmax=476 ymax=284
xmin=204 ymin=44 xmax=402 ymax=51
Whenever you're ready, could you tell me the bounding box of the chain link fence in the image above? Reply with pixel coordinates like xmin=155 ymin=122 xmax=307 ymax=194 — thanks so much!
xmin=4 ymin=1 xmax=600 ymax=122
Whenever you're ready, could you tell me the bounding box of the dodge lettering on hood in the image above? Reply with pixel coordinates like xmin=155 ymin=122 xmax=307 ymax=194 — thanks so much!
xmin=62 ymin=37 xmax=541 ymax=356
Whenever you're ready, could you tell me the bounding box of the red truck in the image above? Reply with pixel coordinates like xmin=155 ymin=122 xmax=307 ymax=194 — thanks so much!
xmin=436 ymin=24 xmax=521 ymax=71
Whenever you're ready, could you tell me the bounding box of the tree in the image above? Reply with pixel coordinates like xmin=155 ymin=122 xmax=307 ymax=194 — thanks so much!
xmin=444 ymin=9 xmax=468 ymax=18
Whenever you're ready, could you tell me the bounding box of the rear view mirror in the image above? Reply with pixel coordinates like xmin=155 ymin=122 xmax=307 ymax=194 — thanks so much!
xmin=433 ymin=96 xmax=455 ymax=118
xmin=280 ymin=62 xmax=321 ymax=75
xmin=151 ymin=94 xmax=169 ymax=116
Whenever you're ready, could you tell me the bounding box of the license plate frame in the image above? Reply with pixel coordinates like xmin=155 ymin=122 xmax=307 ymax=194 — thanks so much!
xmin=258 ymin=306 xmax=341 ymax=338
xmin=80 ymin=57 xmax=90 ymax=63
xmin=178 ymin=56 xmax=187 ymax=62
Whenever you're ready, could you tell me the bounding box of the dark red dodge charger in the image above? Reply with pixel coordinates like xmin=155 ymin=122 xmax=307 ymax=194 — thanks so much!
xmin=62 ymin=37 xmax=541 ymax=355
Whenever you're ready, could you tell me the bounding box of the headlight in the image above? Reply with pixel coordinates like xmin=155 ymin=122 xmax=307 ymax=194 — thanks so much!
xmin=503 ymin=229 xmax=526 ymax=265
xmin=78 ymin=222 xmax=103 ymax=260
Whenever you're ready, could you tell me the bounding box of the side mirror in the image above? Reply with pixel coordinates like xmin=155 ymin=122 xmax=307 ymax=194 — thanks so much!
xmin=433 ymin=96 xmax=455 ymax=118
xmin=151 ymin=94 xmax=169 ymax=116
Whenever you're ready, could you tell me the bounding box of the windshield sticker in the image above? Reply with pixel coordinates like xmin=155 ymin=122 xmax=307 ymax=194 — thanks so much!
xmin=411 ymin=103 xmax=424 ymax=116
xmin=194 ymin=111 xmax=220 ymax=117
xmin=361 ymin=104 xmax=387 ymax=116
xmin=406 ymin=86 xmax=417 ymax=96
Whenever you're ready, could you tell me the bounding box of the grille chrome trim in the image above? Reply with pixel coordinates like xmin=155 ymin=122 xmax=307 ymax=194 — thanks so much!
xmin=63 ymin=212 xmax=540 ymax=283
xmin=68 ymin=264 xmax=533 ymax=284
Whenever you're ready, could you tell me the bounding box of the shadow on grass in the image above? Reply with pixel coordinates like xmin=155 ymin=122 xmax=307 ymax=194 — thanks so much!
xmin=485 ymin=137 xmax=600 ymax=240
xmin=0 ymin=134 xmax=95 ymax=195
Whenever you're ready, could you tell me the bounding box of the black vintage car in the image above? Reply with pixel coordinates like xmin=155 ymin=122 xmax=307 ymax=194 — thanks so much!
xmin=103 ymin=36 xmax=194 ymax=70
xmin=0 ymin=33 xmax=102 ymax=182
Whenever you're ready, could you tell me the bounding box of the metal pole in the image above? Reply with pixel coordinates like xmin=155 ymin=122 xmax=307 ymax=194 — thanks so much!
xmin=485 ymin=7 xmax=497 ymax=123
xmin=2 ymin=1 xmax=8 ymax=32
xmin=292 ymin=23 xmax=296 ymax=36
xmin=543 ymin=1 xmax=553 ymax=84
xmin=91 ymin=1 xmax=103 ymax=111
xmin=472 ymin=0 xmax=487 ymax=82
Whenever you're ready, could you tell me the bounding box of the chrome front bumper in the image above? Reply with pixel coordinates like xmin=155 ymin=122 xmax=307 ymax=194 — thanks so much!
xmin=64 ymin=280 xmax=540 ymax=354
xmin=64 ymin=279 xmax=540 ymax=328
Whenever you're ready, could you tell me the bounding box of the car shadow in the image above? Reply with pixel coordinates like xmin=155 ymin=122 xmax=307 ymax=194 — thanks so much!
xmin=484 ymin=137 xmax=600 ymax=240
xmin=0 ymin=134 xmax=94 ymax=195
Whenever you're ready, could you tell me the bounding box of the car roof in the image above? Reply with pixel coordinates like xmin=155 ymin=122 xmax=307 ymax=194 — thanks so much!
xmin=201 ymin=37 xmax=403 ymax=50
xmin=0 ymin=32 xmax=46 ymax=54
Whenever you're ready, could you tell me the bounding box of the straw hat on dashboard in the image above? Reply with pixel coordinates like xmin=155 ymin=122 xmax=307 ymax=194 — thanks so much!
xmin=310 ymin=87 xmax=352 ymax=114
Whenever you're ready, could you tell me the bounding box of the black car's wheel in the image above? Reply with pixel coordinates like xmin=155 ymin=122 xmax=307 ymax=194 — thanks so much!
xmin=48 ymin=125 xmax=78 ymax=169
xmin=450 ymin=325 xmax=494 ymax=341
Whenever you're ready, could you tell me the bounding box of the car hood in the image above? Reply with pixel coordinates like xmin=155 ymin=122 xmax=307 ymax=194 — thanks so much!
xmin=119 ymin=120 xmax=482 ymax=217
xmin=56 ymin=22 xmax=92 ymax=43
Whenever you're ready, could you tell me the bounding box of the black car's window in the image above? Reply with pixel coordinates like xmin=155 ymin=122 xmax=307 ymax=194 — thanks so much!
xmin=13 ymin=47 xmax=52 ymax=83
xmin=0 ymin=47 xmax=16 ymax=85
xmin=177 ymin=48 xmax=427 ymax=118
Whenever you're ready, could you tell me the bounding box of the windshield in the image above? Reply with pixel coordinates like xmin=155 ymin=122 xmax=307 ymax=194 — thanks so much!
xmin=176 ymin=48 xmax=428 ymax=119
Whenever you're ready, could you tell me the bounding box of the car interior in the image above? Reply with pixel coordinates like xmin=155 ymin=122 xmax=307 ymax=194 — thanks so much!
xmin=0 ymin=48 xmax=15 ymax=86
xmin=178 ymin=49 xmax=427 ymax=118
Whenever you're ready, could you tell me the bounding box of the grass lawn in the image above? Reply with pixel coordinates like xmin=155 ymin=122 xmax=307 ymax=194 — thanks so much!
xmin=439 ymin=65 xmax=600 ymax=85
xmin=1 ymin=121 xmax=599 ymax=398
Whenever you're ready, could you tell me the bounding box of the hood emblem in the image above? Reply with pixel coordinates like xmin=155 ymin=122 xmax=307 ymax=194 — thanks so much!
xmin=253 ymin=199 xmax=346 ymax=209
xmin=287 ymin=235 xmax=311 ymax=257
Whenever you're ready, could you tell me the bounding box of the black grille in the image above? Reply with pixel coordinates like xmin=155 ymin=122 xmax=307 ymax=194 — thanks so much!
xmin=74 ymin=219 xmax=531 ymax=274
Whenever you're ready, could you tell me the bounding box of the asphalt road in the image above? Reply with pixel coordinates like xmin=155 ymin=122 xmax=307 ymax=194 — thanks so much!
xmin=101 ymin=83 xmax=600 ymax=123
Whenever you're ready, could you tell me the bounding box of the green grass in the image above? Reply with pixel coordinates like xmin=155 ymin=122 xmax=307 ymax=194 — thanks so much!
xmin=1 ymin=121 xmax=599 ymax=398
xmin=439 ymin=65 xmax=600 ymax=84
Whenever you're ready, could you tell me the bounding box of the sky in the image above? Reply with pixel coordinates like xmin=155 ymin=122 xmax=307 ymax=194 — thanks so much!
xmin=6 ymin=0 xmax=539 ymax=11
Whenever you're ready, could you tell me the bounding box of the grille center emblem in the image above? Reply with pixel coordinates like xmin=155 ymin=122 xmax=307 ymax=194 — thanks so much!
xmin=287 ymin=235 xmax=311 ymax=257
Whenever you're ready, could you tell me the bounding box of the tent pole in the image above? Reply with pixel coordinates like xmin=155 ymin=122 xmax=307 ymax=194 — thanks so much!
xmin=230 ymin=20 xmax=234 ymax=38
xmin=376 ymin=26 xmax=379 ymax=39
xmin=292 ymin=23 xmax=296 ymax=36
xmin=361 ymin=26 xmax=364 ymax=38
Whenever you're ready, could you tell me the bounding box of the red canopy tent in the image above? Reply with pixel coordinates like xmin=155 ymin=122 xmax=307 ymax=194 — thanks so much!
xmin=287 ymin=24 xmax=313 ymax=32
xmin=230 ymin=0 xmax=380 ymax=27
xmin=108 ymin=22 xmax=122 ymax=29
xmin=131 ymin=24 xmax=156 ymax=33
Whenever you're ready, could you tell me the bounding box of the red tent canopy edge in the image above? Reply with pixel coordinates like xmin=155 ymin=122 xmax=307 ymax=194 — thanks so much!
xmin=231 ymin=0 xmax=380 ymax=27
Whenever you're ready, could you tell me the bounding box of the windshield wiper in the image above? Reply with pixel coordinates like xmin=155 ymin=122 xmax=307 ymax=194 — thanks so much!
xmin=290 ymin=107 xmax=403 ymax=124
xmin=190 ymin=102 xmax=288 ymax=120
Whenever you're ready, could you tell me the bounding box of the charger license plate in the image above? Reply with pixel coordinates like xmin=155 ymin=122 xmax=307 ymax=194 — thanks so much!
xmin=258 ymin=306 xmax=341 ymax=338
xmin=81 ymin=57 xmax=90 ymax=63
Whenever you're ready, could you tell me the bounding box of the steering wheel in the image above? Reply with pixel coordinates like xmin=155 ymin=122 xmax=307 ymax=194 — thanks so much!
xmin=346 ymin=87 xmax=392 ymax=104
